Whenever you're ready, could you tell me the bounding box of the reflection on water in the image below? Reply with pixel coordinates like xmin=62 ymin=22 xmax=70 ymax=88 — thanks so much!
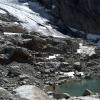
xmin=58 ymin=79 xmax=100 ymax=96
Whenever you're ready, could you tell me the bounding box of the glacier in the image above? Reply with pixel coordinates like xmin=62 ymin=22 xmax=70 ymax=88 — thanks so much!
xmin=0 ymin=0 xmax=66 ymax=38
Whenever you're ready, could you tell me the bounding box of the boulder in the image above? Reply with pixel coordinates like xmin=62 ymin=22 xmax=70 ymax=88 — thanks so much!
xmin=74 ymin=62 xmax=82 ymax=71
xmin=0 ymin=54 xmax=9 ymax=64
xmin=7 ymin=65 xmax=21 ymax=77
xmin=0 ymin=21 xmax=27 ymax=33
xmin=53 ymin=92 xmax=70 ymax=99
xmin=82 ymin=89 xmax=93 ymax=96
xmin=0 ymin=87 xmax=14 ymax=99
xmin=14 ymin=85 xmax=51 ymax=100
xmin=4 ymin=46 xmax=32 ymax=63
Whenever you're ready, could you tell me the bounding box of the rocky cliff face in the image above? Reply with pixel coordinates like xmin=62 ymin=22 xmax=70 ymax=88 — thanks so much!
xmin=40 ymin=0 xmax=100 ymax=34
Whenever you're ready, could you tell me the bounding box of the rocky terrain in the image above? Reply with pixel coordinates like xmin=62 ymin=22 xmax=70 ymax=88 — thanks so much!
xmin=0 ymin=0 xmax=100 ymax=100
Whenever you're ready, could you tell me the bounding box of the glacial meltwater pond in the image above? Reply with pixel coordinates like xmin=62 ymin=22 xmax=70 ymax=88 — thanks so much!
xmin=58 ymin=79 xmax=100 ymax=96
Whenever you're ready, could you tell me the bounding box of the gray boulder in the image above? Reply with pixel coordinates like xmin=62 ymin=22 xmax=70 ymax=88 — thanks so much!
xmin=14 ymin=85 xmax=51 ymax=100
xmin=0 ymin=87 xmax=14 ymax=99
xmin=7 ymin=65 xmax=21 ymax=77
xmin=82 ymin=89 xmax=93 ymax=96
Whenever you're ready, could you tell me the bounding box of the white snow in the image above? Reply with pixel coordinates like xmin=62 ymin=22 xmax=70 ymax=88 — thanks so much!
xmin=63 ymin=72 xmax=75 ymax=78
xmin=4 ymin=32 xmax=22 ymax=35
xmin=15 ymin=85 xmax=34 ymax=100
xmin=46 ymin=54 xmax=60 ymax=60
xmin=0 ymin=0 xmax=66 ymax=38
xmin=60 ymin=71 xmax=84 ymax=78
xmin=77 ymin=43 xmax=95 ymax=56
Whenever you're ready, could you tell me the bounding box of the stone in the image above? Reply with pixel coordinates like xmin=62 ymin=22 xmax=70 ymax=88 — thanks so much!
xmin=84 ymin=73 xmax=92 ymax=79
xmin=74 ymin=62 xmax=82 ymax=71
xmin=14 ymin=85 xmax=51 ymax=100
xmin=4 ymin=46 xmax=32 ymax=63
xmin=53 ymin=92 xmax=70 ymax=99
xmin=19 ymin=74 xmax=30 ymax=81
xmin=0 ymin=87 xmax=14 ymax=99
xmin=74 ymin=71 xmax=84 ymax=77
xmin=0 ymin=54 xmax=9 ymax=64
xmin=7 ymin=65 xmax=21 ymax=77
xmin=0 ymin=21 xmax=27 ymax=33
xmin=74 ymin=62 xmax=81 ymax=66
xmin=82 ymin=89 xmax=93 ymax=96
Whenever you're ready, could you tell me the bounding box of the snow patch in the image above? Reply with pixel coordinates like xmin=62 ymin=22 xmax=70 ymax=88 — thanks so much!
xmin=4 ymin=32 xmax=22 ymax=35
xmin=60 ymin=72 xmax=84 ymax=78
xmin=77 ymin=43 xmax=95 ymax=56
xmin=63 ymin=72 xmax=75 ymax=78
xmin=46 ymin=54 xmax=60 ymax=60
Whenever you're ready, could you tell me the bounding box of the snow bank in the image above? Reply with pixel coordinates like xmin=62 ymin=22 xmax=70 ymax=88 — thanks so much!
xmin=4 ymin=32 xmax=22 ymax=35
xmin=77 ymin=43 xmax=95 ymax=56
xmin=60 ymin=71 xmax=84 ymax=78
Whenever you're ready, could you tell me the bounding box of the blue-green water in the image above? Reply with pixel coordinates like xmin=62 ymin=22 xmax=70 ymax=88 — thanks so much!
xmin=59 ymin=79 xmax=100 ymax=96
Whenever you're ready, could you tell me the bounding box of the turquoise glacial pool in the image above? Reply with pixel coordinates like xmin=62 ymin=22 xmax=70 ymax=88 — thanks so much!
xmin=58 ymin=79 xmax=100 ymax=96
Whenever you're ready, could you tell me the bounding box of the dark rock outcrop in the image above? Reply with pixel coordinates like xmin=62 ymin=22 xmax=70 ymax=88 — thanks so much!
xmin=82 ymin=89 xmax=93 ymax=96
xmin=53 ymin=92 xmax=70 ymax=99
xmin=40 ymin=0 xmax=100 ymax=34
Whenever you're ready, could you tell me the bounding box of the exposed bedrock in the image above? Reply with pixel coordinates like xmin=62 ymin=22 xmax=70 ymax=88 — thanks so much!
xmin=40 ymin=0 xmax=100 ymax=34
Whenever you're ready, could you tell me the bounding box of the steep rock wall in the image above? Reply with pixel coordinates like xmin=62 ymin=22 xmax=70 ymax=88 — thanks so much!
xmin=39 ymin=0 xmax=100 ymax=34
